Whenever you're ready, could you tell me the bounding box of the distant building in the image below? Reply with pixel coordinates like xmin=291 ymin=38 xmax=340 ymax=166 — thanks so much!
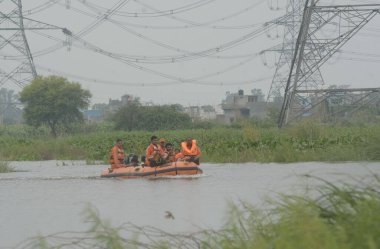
xmin=108 ymin=94 xmax=136 ymax=112
xmin=222 ymin=89 xmax=271 ymax=124
xmin=184 ymin=105 xmax=220 ymax=121
xmin=85 ymin=94 xmax=138 ymax=122
xmin=82 ymin=109 xmax=104 ymax=122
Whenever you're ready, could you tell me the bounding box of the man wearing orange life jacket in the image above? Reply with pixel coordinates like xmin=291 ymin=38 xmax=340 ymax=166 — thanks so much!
xmin=159 ymin=138 xmax=166 ymax=152
xmin=174 ymin=148 xmax=183 ymax=161
xmin=180 ymin=137 xmax=201 ymax=165
xmin=109 ymin=138 xmax=126 ymax=169
xmin=145 ymin=136 xmax=165 ymax=167
xmin=159 ymin=137 xmax=169 ymax=162
xmin=164 ymin=143 xmax=176 ymax=163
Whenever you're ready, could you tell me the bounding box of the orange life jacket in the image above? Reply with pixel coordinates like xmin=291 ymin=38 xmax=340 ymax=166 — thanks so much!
xmin=181 ymin=140 xmax=200 ymax=156
xmin=145 ymin=144 xmax=162 ymax=166
xmin=175 ymin=152 xmax=184 ymax=160
xmin=153 ymin=146 xmax=161 ymax=161
xmin=109 ymin=146 xmax=125 ymax=164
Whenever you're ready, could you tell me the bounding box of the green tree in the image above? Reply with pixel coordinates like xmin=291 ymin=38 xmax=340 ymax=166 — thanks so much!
xmin=112 ymin=100 xmax=142 ymax=131
xmin=0 ymin=88 xmax=22 ymax=124
xmin=19 ymin=76 xmax=91 ymax=137
xmin=112 ymin=103 xmax=191 ymax=131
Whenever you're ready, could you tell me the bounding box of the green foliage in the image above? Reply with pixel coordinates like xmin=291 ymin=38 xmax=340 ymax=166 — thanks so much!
xmin=29 ymin=235 xmax=53 ymax=249
xmin=200 ymin=176 xmax=380 ymax=249
xmin=191 ymin=120 xmax=225 ymax=129
xmin=1 ymin=123 xmax=380 ymax=163
xmin=0 ymin=135 xmax=87 ymax=160
xmin=0 ymin=88 xmax=22 ymax=124
xmin=361 ymin=128 xmax=380 ymax=160
xmin=112 ymin=103 xmax=192 ymax=131
xmin=19 ymin=75 xmax=92 ymax=137
xmin=287 ymin=119 xmax=323 ymax=141
xmin=0 ymin=161 xmax=15 ymax=173
xmin=83 ymin=205 xmax=126 ymax=249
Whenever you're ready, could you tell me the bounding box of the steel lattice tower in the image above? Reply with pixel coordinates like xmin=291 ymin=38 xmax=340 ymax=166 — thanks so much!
xmin=266 ymin=0 xmax=325 ymax=104
xmin=0 ymin=0 xmax=69 ymax=88
xmin=267 ymin=0 xmax=380 ymax=127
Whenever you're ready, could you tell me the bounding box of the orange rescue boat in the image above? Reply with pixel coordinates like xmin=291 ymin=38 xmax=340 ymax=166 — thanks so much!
xmin=101 ymin=161 xmax=203 ymax=179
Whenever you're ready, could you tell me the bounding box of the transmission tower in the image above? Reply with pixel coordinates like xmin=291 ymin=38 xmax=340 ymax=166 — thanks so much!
xmin=295 ymin=87 xmax=380 ymax=122
xmin=0 ymin=0 xmax=70 ymax=88
xmin=269 ymin=0 xmax=380 ymax=127
xmin=266 ymin=0 xmax=325 ymax=104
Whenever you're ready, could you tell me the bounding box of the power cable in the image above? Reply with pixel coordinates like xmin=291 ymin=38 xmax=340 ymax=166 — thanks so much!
xmin=21 ymin=0 xmax=61 ymax=16
xmin=69 ymin=33 xmax=267 ymax=84
xmin=36 ymin=63 xmax=273 ymax=86
xmin=76 ymin=0 xmax=131 ymax=38
xmin=54 ymin=0 xmax=279 ymax=62
xmin=69 ymin=20 xmax=276 ymax=64
xmin=132 ymin=0 xmax=268 ymax=29
xmin=19 ymin=0 xmax=283 ymax=65
xmin=53 ymin=0 xmax=270 ymax=30
xmin=79 ymin=0 xmax=217 ymax=18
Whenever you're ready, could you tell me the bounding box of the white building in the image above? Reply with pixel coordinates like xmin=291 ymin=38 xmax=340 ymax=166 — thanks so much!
xmin=184 ymin=105 xmax=221 ymax=121
xmin=222 ymin=89 xmax=270 ymax=124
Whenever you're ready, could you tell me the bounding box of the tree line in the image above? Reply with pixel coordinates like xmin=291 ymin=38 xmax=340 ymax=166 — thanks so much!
xmin=14 ymin=75 xmax=193 ymax=136
xmin=0 ymin=88 xmax=22 ymax=124
xmin=111 ymin=102 xmax=192 ymax=131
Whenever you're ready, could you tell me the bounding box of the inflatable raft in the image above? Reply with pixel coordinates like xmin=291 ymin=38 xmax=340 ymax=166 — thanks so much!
xmin=101 ymin=161 xmax=203 ymax=179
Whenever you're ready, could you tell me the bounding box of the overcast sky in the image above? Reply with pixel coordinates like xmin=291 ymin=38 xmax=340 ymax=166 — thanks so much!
xmin=1 ymin=0 xmax=380 ymax=107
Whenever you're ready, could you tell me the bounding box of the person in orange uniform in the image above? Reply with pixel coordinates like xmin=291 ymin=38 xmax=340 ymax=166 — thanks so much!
xmin=181 ymin=137 xmax=201 ymax=165
xmin=109 ymin=138 xmax=126 ymax=169
xmin=145 ymin=136 xmax=165 ymax=167
xmin=164 ymin=143 xmax=176 ymax=163
xmin=158 ymin=138 xmax=169 ymax=162
xmin=174 ymin=148 xmax=183 ymax=161
xmin=159 ymin=138 xmax=166 ymax=152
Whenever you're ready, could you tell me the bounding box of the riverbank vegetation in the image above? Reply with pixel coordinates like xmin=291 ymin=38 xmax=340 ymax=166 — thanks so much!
xmin=0 ymin=120 xmax=379 ymax=163
xmin=0 ymin=160 xmax=15 ymax=173
xmin=15 ymin=175 xmax=380 ymax=249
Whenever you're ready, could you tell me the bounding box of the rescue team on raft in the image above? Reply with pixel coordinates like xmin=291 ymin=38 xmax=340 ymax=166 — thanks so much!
xmin=109 ymin=136 xmax=201 ymax=169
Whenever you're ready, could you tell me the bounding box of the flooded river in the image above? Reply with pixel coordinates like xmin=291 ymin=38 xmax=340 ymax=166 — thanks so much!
xmin=0 ymin=161 xmax=379 ymax=248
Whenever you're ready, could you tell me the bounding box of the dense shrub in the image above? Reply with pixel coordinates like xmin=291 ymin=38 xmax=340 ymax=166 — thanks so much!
xmin=0 ymin=123 xmax=379 ymax=163
xmin=112 ymin=104 xmax=192 ymax=131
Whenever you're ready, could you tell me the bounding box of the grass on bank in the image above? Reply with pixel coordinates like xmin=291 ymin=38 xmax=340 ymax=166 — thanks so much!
xmin=15 ymin=175 xmax=380 ymax=249
xmin=0 ymin=160 xmax=15 ymax=173
xmin=0 ymin=122 xmax=380 ymax=163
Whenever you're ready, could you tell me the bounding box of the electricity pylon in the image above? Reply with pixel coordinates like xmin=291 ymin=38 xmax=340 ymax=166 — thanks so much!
xmin=269 ymin=0 xmax=380 ymax=127
xmin=0 ymin=0 xmax=70 ymax=88
xmin=266 ymin=0 xmax=325 ymax=103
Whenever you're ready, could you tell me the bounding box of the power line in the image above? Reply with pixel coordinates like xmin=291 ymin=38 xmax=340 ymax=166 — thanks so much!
xmin=21 ymin=0 xmax=61 ymax=16
xmin=76 ymin=0 xmax=131 ymax=38
xmin=79 ymin=0 xmax=217 ymax=18
xmin=43 ymin=0 xmax=278 ymax=64
xmin=66 ymin=20 xmax=276 ymax=64
xmin=36 ymin=64 xmax=272 ymax=86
